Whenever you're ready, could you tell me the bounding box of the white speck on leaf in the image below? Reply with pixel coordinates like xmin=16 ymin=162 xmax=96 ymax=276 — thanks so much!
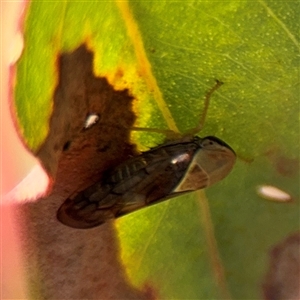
xmin=84 ymin=113 xmax=99 ymax=129
xmin=257 ymin=185 xmax=292 ymax=202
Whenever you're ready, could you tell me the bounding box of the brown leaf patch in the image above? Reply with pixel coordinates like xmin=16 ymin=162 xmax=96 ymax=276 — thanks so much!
xmin=15 ymin=45 xmax=154 ymax=299
xmin=263 ymin=231 xmax=300 ymax=300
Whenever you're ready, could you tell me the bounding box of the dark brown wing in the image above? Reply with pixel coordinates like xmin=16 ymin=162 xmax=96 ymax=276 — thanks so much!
xmin=57 ymin=140 xmax=199 ymax=229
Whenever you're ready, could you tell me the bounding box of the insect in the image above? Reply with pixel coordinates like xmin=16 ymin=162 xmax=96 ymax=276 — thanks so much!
xmin=57 ymin=81 xmax=236 ymax=229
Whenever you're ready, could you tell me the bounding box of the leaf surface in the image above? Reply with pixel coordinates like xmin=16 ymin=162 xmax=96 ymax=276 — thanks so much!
xmin=15 ymin=1 xmax=299 ymax=299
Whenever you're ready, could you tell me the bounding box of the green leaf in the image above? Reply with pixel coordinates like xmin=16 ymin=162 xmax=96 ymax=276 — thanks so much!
xmin=15 ymin=0 xmax=299 ymax=299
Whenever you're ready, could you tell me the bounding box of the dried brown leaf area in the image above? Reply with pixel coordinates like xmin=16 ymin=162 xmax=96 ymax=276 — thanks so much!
xmin=38 ymin=44 xmax=138 ymax=187
xmin=263 ymin=232 xmax=300 ymax=300
xmin=16 ymin=45 xmax=153 ymax=299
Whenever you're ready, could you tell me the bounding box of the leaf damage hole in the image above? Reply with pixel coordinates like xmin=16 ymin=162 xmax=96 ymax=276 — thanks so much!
xmin=62 ymin=141 xmax=71 ymax=151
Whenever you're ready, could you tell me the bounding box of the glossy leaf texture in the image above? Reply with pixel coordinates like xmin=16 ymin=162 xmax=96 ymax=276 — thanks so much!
xmin=14 ymin=1 xmax=299 ymax=299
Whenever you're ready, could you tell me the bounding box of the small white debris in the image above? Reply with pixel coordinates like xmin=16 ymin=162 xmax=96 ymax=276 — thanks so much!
xmin=256 ymin=185 xmax=292 ymax=202
xmin=84 ymin=113 xmax=99 ymax=129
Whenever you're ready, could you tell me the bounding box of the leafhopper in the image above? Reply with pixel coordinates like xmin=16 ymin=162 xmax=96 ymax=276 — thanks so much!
xmin=57 ymin=81 xmax=236 ymax=228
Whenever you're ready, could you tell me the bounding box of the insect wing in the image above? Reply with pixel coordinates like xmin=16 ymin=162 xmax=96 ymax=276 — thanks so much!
xmin=197 ymin=136 xmax=236 ymax=186
xmin=57 ymin=139 xmax=199 ymax=229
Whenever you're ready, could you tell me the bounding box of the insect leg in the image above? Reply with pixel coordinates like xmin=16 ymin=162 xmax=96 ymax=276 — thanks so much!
xmin=130 ymin=126 xmax=182 ymax=140
xmin=184 ymin=80 xmax=224 ymax=136
xmin=130 ymin=80 xmax=224 ymax=139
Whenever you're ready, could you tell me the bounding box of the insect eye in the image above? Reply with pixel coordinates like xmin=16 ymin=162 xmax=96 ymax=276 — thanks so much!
xmin=201 ymin=138 xmax=220 ymax=149
xmin=201 ymin=136 xmax=235 ymax=154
